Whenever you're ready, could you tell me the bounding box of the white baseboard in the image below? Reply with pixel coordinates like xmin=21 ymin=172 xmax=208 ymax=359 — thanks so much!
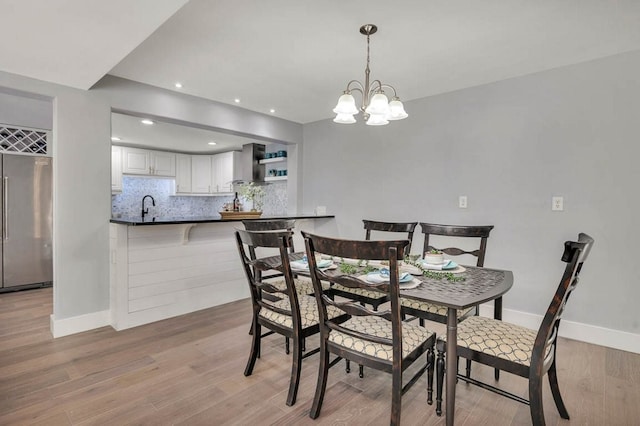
xmin=50 ymin=310 xmax=112 ymax=338
xmin=48 ymin=304 xmax=640 ymax=355
xmin=479 ymin=304 xmax=640 ymax=355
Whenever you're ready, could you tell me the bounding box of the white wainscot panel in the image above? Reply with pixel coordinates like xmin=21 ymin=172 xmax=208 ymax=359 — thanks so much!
xmin=110 ymin=222 xmax=249 ymax=330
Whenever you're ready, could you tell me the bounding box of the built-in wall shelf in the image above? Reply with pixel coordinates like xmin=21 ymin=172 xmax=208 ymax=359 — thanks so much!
xmin=264 ymin=176 xmax=287 ymax=182
xmin=259 ymin=157 xmax=286 ymax=164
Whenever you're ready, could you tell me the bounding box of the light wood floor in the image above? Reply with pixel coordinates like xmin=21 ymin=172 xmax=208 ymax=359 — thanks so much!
xmin=1 ymin=287 xmax=638 ymax=425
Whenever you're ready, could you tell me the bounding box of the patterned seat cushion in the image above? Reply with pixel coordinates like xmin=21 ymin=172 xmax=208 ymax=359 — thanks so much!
xmin=259 ymin=294 xmax=342 ymax=329
xmin=328 ymin=316 xmax=435 ymax=361
xmin=268 ymin=277 xmax=330 ymax=295
xmin=451 ymin=315 xmax=545 ymax=366
xmin=332 ymin=284 xmax=388 ymax=301
xmin=400 ymin=297 xmax=475 ymax=318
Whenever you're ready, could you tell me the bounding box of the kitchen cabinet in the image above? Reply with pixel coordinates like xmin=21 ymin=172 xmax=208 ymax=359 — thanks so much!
xmin=189 ymin=152 xmax=240 ymax=195
xmin=122 ymin=147 xmax=176 ymax=177
xmin=116 ymin=148 xmax=240 ymax=196
xmin=191 ymin=155 xmax=212 ymax=193
xmin=121 ymin=147 xmax=149 ymax=175
xmin=111 ymin=145 xmax=123 ymax=193
xmin=152 ymin=151 xmax=176 ymax=176
xmin=212 ymin=151 xmax=240 ymax=193
xmin=175 ymin=154 xmax=192 ymax=194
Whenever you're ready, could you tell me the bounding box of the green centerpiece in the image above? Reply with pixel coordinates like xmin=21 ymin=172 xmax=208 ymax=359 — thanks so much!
xmin=238 ymin=182 xmax=265 ymax=212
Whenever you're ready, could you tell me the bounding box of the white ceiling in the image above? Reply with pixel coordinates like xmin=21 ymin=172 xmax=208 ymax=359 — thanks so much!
xmin=0 ymin=0 xmax=188 ymax=90
xmin=111 ymin=112 xmax=270 ymax=153
xmin=3 ymin=0 xmax=640 ymax=125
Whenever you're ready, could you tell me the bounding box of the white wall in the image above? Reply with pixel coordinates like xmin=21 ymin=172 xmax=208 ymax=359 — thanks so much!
xmin=302 ymin=50 xmax=640 ymax=345
xmin=0 ymin=90 xmax=52 ymax=129
xmin=0 ymin=71 xmax=303 ymax=336
xmin=0 ymin=72 xmax=112 ymax=328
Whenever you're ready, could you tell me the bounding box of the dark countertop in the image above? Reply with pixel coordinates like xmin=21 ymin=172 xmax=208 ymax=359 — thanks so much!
xmin=110 ymin=214 xmax=335 ymax=226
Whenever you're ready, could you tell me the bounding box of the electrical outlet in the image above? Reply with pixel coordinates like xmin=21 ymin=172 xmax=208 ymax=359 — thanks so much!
xmin=552 ymin=196 xmax=564 ymax=211
xmin=459 ymin=196 xmax=468 ymax=209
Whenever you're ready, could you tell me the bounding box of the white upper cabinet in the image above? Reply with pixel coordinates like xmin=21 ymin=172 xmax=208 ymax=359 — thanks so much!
xmin=212 ymin=151 xmax=240 ymax=193
xmin=191 ymin=155 xmax=212 ymax=193
xmin=111 ymin=145 xmax=122 ymax=193
xmin=175 ymin=154 xmax=192 ymax=194
xmin=122 ymin=147 xmax=150 ymax=175
xmin=121 ymin=147 xmax=175 ymax=177
xmin=116 ymin=148 xmax=242 ymax=196
xmin=152 ymin=151 xmax=176 ymax=177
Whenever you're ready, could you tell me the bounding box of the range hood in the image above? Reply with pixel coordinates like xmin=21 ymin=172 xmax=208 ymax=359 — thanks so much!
xmin=235 ymin=143 xmax=265 ymax=183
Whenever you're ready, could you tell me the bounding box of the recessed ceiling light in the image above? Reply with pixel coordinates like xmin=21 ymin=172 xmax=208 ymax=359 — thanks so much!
xmin=175 ymin=82 xmax=183 ymax=88
xmin=141 ymin=119 xmax=154 ymax=125
xmin=270 ymin=109 xmax=276 ymax=114
xmin=234 ymin=98 xmax=241 ymax=103
xmin=208 ymin=141 xmax=217 ymax=145
xmin=111 ymin=136 xmax=121 ymax=141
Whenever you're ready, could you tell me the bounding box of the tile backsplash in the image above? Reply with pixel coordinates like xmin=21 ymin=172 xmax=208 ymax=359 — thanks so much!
xmin=112 ymin=176 xmax=287 ymax=218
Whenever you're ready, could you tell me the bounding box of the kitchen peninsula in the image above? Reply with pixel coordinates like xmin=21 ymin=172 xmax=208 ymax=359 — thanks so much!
xmin=110 ymin=214 xmax=335 ymax=330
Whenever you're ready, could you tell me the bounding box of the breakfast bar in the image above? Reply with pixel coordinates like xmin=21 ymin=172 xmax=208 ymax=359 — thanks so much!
xmin=109 ymin=214 xmax=335 ymax=330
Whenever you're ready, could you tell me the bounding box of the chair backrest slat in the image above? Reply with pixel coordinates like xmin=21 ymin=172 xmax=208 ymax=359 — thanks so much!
xmin=326 ymin=320 xmax=394 ymax=347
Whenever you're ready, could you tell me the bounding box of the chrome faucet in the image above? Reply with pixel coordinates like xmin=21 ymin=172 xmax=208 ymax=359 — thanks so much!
xmin=141 ymin=195 xmax=155 ymax=219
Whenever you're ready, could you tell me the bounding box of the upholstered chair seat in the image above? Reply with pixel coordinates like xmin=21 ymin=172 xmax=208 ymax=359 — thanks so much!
xmin=443 ymin=315 xmax=551 ymax=366
xmin=260 ymin=294 xmax=344 ymax=329
xmin=328 ymin=315 xmax=435 ymax=361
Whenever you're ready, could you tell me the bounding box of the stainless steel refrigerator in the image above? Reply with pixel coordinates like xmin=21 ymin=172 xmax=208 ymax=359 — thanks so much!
xmin=0 ymin=154 xmax=53 ymax=290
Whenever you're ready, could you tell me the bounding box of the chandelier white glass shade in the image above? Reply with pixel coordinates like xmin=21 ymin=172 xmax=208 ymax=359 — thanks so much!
xmin=333 ymin=24 xmax=408 ymax=126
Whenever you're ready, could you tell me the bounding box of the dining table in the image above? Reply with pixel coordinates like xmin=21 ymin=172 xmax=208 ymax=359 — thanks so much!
xmin=262 ymin=252 xmax=514 ymax=426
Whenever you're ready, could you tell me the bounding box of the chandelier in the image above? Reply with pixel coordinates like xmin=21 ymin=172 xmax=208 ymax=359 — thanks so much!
xmin=333 ymin=24 xmax=408 ymax=126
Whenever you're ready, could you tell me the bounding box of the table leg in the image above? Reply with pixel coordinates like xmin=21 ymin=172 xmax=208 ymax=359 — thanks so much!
xmin=494 ymin=296 xmax=503 ymax=320
xmin=494 ymin=296 xmax=503 ymax=380
xmin=446 ymin=307 xmax=457 ymax=426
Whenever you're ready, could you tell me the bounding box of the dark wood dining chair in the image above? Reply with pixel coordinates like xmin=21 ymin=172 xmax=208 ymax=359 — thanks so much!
xmin=434 ymin=233 xmax=594 ymax=425
xmin=400 ymin=223 xmax=494 ymax=377
xmin=242 ymin=219 xmax=324 ymax=354
xmin=302 ymin=231 xmax=436 ymax=426
xmin=331 ymin=220 xmax=419 ymax=378
xmin=331 ymin=220 xmax=418 ymax=311
xmin=235 ymin=229 xmax=348 ymax=406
